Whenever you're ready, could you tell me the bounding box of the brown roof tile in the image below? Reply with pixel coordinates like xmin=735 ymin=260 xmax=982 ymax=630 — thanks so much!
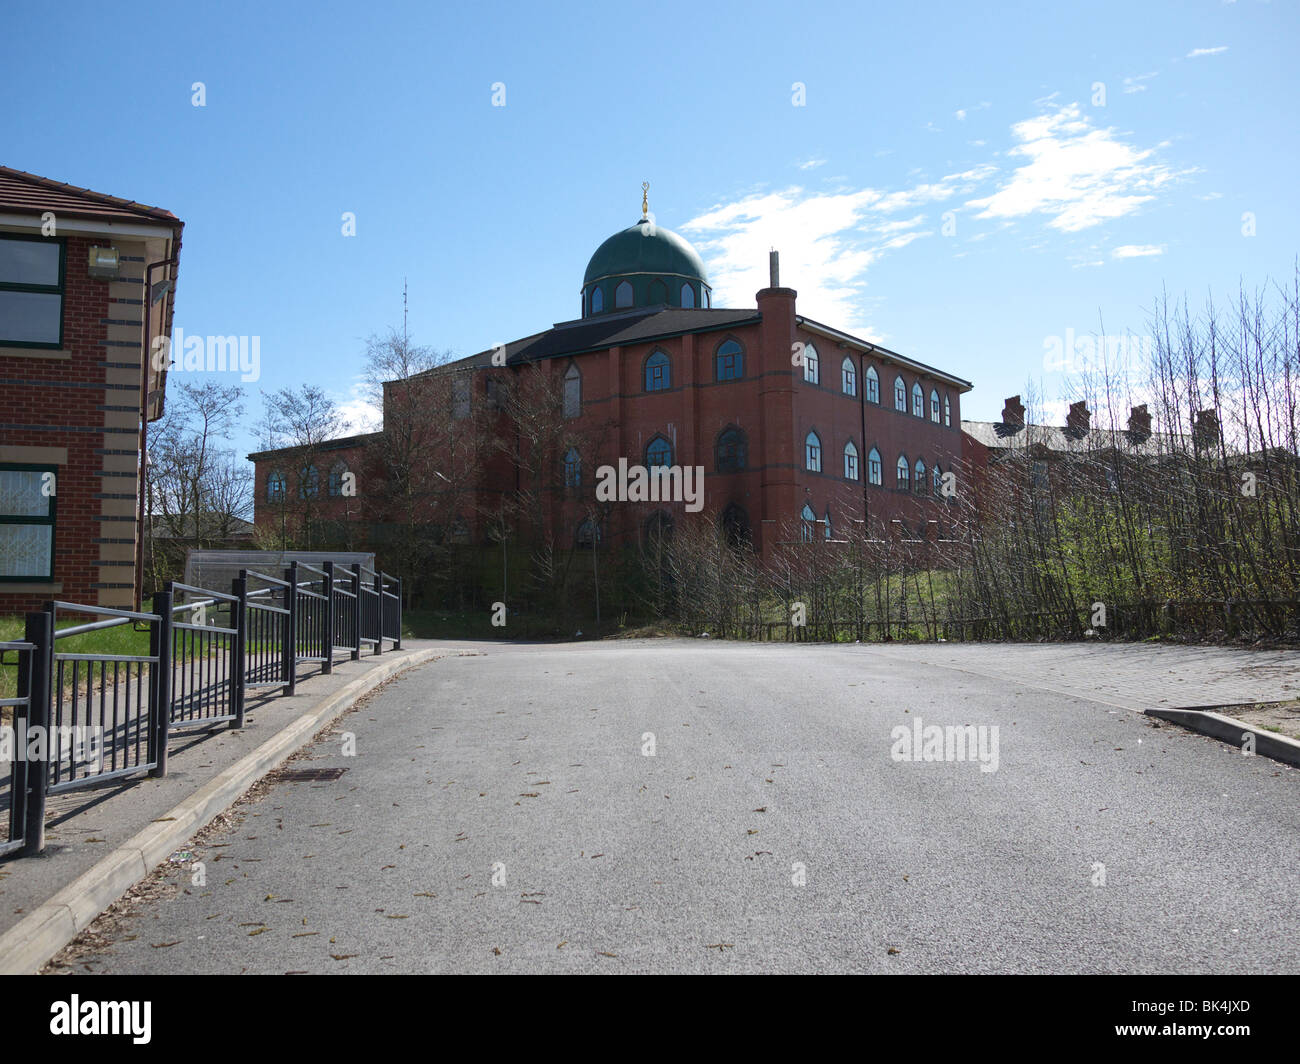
xmin=0 ymin=165 xmax=181 ymax=226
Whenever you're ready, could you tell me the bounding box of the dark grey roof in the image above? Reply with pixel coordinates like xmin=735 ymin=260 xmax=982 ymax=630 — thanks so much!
xmin=422 ymin=307 xmax=762 ymax=376
xmin=247 ymin=431 xmax=381 ymax=463
xmin=962 ymin=419 xmax=1199 ymax=458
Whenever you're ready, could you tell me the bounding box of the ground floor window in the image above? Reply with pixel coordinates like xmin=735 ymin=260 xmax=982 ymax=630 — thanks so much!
xmin=0 ymin=464 xmax=57 ymax=581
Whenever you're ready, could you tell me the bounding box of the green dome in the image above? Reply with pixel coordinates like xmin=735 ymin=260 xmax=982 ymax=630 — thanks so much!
xmin=583 ymin=219 xmax=709 ymax=286
xmin=581 ymin=217 xmax=712 ymax=317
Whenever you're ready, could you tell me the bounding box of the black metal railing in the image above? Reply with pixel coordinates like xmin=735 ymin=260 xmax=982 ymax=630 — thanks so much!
xmin=1 ymin=559 xmax=402 ymax=859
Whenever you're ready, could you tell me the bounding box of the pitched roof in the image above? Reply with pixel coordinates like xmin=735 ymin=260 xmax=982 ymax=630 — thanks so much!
xmin=422 ymin=306 xmax=762 ymax=374
xmin=962 ymin=419 xmax=1195 ymax=458
xmin=0 ymin=165 xmax=182 ymax=226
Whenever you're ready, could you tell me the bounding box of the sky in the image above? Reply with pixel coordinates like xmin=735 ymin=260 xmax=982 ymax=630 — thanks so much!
xmin=3 ymin=0 xmax=1296 ymax=458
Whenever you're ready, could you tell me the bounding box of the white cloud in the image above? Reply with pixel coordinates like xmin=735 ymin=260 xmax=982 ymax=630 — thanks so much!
xmin=682 ymin=170 xmax=990 ymax=332
xmin=797 ymin=158 xmax=827 ymax=171
xmin=955 ymin=109 xmax=967 ymax=121
xmin=1123 ymin=71 xmax=1159 ymax=93
xmin=965 ymin=103 xmax=1181 ymax=232
xmin=334 ymin=379 xmax=382 ymax=434
xmin=1112 ymin=243 xmax=1165 ymax=258
xmin=1186 ymin=46 xmax=1228 ymax=58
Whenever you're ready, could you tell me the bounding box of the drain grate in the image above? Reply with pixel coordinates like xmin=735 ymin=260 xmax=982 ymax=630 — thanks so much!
xmin=279 ymin=767 xmax=348 ymax=782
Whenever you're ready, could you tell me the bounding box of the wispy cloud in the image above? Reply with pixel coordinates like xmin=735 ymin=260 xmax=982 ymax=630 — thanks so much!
xmin=965 ymin=103 xmax=1182 ymax=232
xmin=797 ymin=158 xmax=827 ymax=171
xmin=1186 ymin=46 xmax=1228 ymax=58
xmin=1123 ymin=71 xmax=1159 ymax=93
xmin=1112 ymin=244 xmax=1165 ymax=258
xmin=682 ymin=170 xmax=990 ymax=332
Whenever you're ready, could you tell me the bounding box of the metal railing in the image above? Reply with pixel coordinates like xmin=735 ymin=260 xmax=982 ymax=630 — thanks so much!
xmin=1 ymin=560 xmax=402 ymax=858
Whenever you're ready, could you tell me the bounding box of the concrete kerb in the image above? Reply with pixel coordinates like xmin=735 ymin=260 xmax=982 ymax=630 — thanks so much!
xmin=0 ymin=647 xmax=444 ymax=975
xmin=1146 ymin=706 xmax=1300 ymax=769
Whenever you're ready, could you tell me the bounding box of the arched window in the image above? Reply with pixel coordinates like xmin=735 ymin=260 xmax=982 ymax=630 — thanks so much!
xmin=914 ymin=458 xmax=926 ymax=494
xmin=896 ymin=454 xmax=910 ymax=489
xmin=721 ymin=503 xmax=750 ymax=547
xmin=932 ymin=464 xmax=943 ymax=495
xmin=803 ymin=343 xmax=819 ymax=384
xmin=576 ymin=517 xmax=601 ymax=548
xmin=648 ymin=279 xmax=668 ymax=305
xmin=843 ymin=440 xmax=859 ymax=481
xmin=299 ymin=465 xmax=320 ymax=499
xmin=452 ymin=375 xmax=470 ymax=419
xmin=590 ymin=285 xmax=604 ymax=314
xmin=944 ymin=394 xmax=952 ymax=427
xmin=563 ymin=447 xmax=581 ymax=488
xmin=267 ymin=471 xmax=286 ymax=502
xmin=328 ymin=461 xmax=350 ymax=497
xmin=824 ymin=507 xmax=832 ymax=540
xmin=912 ymin=381 xmax=924 ymax=417
xmin=800 ymin=503 xmax=817 ymax=543
xmin=563 ymin=362 xmax=581 ymax=418
xmin=645 ymin=510 xmax=674 ymax=546
xmin=715 ymin=339 xmax=743 ymax=381
xmin=868 ymin=447 xmax=882 ymax=486
xmin=842 ymin=357 xmax=856 ymax=396
xmin=644 ymin=349 xmax=670 ymax=392
xmin=646 ymin=435 xmax=673 ymax=468
xmin=804 ymin=430 xmax=822 ymax=472
xmin=704 ymin=288 xmax=711 ymax=308
xmin=680 ymin=283 xmax=695 ymax=308
xmin=930 ymin=389 xmax=941 ymax=422
xmin=716 ymin=426 xmax=747 ymax=472
xmin=894 ymin=376 xmax=906 ymax=411
xmin=615 ymin=280 xmax=633 ymax=308
xmin=865 ymin=365 xmax=880 ymax=404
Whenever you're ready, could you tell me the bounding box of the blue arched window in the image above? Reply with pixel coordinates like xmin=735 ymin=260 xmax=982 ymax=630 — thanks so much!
xmin=328 ymin=461 xmax=349 ymax=497
xmin=803 ymin=343 xmax=819 ymax=384
xmin=868 ymin=448 xmax=882 ymax=486
xmin=843 ymin=440 xmax=859 ymax=480
xmin=680 ymin=283 xmax=695 ymax=308
xmin=944 ymin=394 xmax=952 ymax=427
xmin=805 ymin=430 xmax=822 ymax=472
xmin=267 ymin=471 xmax=286 ymax=501
xmin=800 ymin=503 xmax=817 ymax=543
xmin=894 ymin=376 xmax=907 ymax=411
xmin=615 ymin=280 xmax=633 ymax=308
xmin=912 ymin=381 xmax=924 ymax=417
xmin=590 ymin=286 xmax=603 ymax=314
xmin=930 ymin=389 xmax=941 ymax=422
xmin=933 ymin=464 xmax=943 ymax=495
xmin=715 ymin=339 xmax=744 ymax=381
xmin=865 ymin=365 xmax=880 ymax=404
xmin=896 ymin=454 xmax=910 ymax=489
xmin=646 ymin=436 xmax=673 ymax=468
xmin=841 ymin=357 xmax=856 ymax=396
xmin=914 ymin=457 xmax=926 ymax=494
xmin=563 ymin=447 xmax=581 ymax=487
xmin=716 ymin=427 xmax=747 ymax=472
xmin=644 ymin=350 xmax=670 ymax=392
xmin=299 ymin=465 xmax=320 ymax=499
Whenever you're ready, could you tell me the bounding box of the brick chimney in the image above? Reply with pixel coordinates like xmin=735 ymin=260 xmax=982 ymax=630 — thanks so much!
xmin=1193 ymin=408 xmax=1219 ymax=450
xmin=1127 ymin=403 xmax=1151 ymax=442
xmin=1065 ymin=400 xmax=1091 ymax=438
xmin=1001 ymin=395 xmax=1025 ymax=429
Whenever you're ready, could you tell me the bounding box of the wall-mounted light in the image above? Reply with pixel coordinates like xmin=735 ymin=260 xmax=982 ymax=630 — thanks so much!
xmin=88 ymin=245 xmax=120 ymax=280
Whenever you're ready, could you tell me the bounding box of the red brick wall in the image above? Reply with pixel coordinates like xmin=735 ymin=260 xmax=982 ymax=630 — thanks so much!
xmin=0 ymin=235 xmax=119 ymax=615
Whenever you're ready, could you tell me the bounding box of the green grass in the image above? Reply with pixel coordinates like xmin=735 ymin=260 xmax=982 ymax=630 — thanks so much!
xmin=0 ymin=615 xmax=152 ymax=701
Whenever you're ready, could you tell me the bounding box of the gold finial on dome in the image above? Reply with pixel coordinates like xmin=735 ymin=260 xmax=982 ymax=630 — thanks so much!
xmin=641 ymin=181 xmax=650 ymax=219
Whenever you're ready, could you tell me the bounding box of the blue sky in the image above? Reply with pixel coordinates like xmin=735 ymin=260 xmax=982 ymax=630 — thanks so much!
xmin=3 ymin=0 xmax=1296 ymax=456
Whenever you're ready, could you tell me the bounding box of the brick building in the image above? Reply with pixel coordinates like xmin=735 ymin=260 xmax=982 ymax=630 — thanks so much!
xmin=251 ymin=198 xmax=970 ymax=566
xmin=0 ymin=167 xmax=182 ymax=613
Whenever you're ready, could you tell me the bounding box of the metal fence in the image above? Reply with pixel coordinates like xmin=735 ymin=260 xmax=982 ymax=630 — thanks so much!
xmin=0 ymin=561 xmax=402 ymax=859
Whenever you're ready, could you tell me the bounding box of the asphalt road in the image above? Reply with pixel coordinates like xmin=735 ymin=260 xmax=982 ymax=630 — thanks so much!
xmin=62 ymin=640 xmax=1299 ymax=974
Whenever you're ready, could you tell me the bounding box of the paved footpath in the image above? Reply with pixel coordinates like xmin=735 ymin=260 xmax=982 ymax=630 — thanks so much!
xmin=47 ymin=639 xmax=1300 ymax=975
